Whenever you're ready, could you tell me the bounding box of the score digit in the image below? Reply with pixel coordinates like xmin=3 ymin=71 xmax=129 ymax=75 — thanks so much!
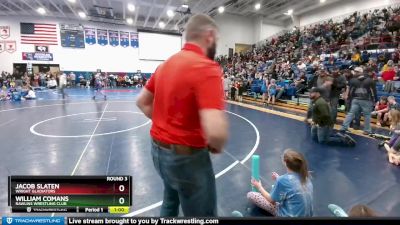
xmin=119 ymin=197 xmax=125 ymax=205
xmin=119 ymin=185 xmax=125 ymax=192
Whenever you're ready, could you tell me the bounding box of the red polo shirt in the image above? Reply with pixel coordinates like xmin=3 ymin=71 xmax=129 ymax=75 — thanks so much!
xmin=145 ymin=43 xmax=224 ymax=147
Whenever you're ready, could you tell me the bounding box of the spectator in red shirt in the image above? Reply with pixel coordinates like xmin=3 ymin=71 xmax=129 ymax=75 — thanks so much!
xmin=136 ymin=14 xmax=228 ymax=217
xmin=380 ymin=60 xmax=397 ymax=82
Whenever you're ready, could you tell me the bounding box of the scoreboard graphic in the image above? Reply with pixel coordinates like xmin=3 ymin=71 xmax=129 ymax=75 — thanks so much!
xmin=8 ymin=176 xmax=132 ymax=213
xmin=60 ymin=24 xmax=85 ymax=48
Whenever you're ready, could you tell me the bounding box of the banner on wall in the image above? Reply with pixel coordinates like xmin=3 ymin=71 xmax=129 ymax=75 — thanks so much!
xmin=120 ymin=31 xmax=129 ymax=47
xmin=22 ymin=52 xmax=53 ymax=61
xmin=109 ymin=30 xmax=119 ymax=47
xmin=0 ymin=26 xmax=10 ymax=39
xmin=97 ymin=29 xmax=108 ymax=46
xmin=60 ymin=24 xmax=85 ymax=48
xmin=84 ymin=27 xmax=96 ymax=45
xmin=130 ymin=32 xmax=139 ymax=48
xmin=5 ymin=41 xmax=16 ymax=53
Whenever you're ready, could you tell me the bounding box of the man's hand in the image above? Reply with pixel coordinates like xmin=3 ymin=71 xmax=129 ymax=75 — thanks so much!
xmin=208 ymin=145 xmax=222 ymax=154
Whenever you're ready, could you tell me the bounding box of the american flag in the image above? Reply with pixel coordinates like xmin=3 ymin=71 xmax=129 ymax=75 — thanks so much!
xmin=20 ymin=23 xmax=58 ymax=45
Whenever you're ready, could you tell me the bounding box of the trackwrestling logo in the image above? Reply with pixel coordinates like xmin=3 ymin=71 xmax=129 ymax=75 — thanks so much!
xmin=2 ymin=217 xmax=64 ymax=225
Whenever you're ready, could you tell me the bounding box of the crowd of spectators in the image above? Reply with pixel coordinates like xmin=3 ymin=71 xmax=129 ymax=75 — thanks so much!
xmin=0 ymin=70 xmax=147 ymax=101
xmin=217 ymin=6 xmax=400 ymax=165
xmin=216 ymin=6 xmax=400 ymax=102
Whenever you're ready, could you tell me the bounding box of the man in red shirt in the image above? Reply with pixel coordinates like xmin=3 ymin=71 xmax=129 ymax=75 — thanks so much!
xmin=136 ymin=14 xmax=228 ymax=216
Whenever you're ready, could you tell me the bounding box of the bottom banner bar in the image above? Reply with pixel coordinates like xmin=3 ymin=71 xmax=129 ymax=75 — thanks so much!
xmin=66 ymin=217 xmax=400 ymax=225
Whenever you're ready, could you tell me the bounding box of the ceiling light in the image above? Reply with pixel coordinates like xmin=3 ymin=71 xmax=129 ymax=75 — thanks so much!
xmin=167 ymin=9 xmax=174 ymax=17
xmin=78 ymin=11 xmax=86 ymax=18
xmin=159 ymin=21 xmax=165 ymax=29
xmin=68 ymin=0 xmax=76 ymax=3
xmin=284 ymin=9 xmax=293 ymax=15
xmin=127 ymin=3 xmax=135 ymax=12
xmin=320 ymin=0 xmax=326 ymax=3
xmin=255 ymin=3 xmax=261 ymax=10
xmin=182 ymin=4 xmax=189 ymax=8
xmin=37 ymin=7 xmax=46 ymax=15
xmin=126 ymin=18 xmax=133 ymax=24
xmin=218 ymin=6 xmax=224 ymax=13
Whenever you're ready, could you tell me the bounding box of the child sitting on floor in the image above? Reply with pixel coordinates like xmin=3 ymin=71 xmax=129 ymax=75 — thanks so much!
xmin=371 ymin=96 xmax=389 ymax=126
xmin=248 ymin=149 xmax=313 ymax=217
xmin=383 ymin=109 xmax=400 ymax=165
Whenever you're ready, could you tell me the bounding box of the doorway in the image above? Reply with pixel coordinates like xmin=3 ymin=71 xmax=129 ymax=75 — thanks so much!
xmin=33 ymin=64 xmax=60 ymax=74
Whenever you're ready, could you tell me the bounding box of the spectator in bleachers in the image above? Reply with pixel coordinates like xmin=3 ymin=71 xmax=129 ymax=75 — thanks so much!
xmin=230 ymin=82 xmax=237 ymax=101
xmin=237 ymin=81 xmax=244 ymax=102
xmin=294 ymin=73 xmax=307 ymax=94
xmin=330 ymin=67 xmax=347 ymax=123
xmin=310 ymin=87 xmax=356 ymax=147
xmin=267 ymin=79 xmax=277 ymax=105
xmin=248 ymin=149 xmax=313 ymax=217
xmin=381 ymin=60 xmax=398 ymax=92
xmin=340 ymin=67 xmax=377 ymax=135
xmin=361 ymin=50 xmax=370 ymax=64
xmin=371 ymin=96 xmax=389 ymax=127
xmin=223 ymin=75 xmax=230 ymax=99
xmin=351 ymin=48 xmax=362 ymax=65
xmin=261 ymin=76 xmax=268 ymax=103
xmin=387 ymin=95 xmax=400 ymax=111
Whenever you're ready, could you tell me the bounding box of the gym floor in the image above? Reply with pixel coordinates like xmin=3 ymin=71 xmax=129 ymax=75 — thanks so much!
xmin=0 ymin=88 xmax=399 ymax=217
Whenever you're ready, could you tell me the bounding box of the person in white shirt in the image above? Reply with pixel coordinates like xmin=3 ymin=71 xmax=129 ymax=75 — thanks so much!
xmin=47 ymin=77 xmax=57 ymax=89
xmin=223 ymin=75 xmax=231 ymax=99
xmin=59 ymin=73 xmax=68 ymax=99
xmin=24 ymin=88 xmax=36 ymax=100
xmin=69 ymin=72 xmax=76 ymax=87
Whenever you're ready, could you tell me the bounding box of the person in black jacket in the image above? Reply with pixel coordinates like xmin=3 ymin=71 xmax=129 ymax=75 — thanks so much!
xmin=330 ymin=67 xmax=347 ymax=124
xmin=340 ymin=67 xmax=378 ymax=134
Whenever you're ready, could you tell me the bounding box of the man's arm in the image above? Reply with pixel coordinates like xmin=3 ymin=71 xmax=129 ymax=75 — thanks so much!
xmin=196 ymin=67 xmax=228 ymax=153
xmin=370 ymin=80 xmax=378 ymax=102
xmin=199 ymin=109 xmax=228 ymax=153
xmin=343 ymin=85 xmax=350 ymax=100
xmin=136 ymin=88 xmax=154 ymax=119
xmin=337 ymin=76 xmax=347 ymax=90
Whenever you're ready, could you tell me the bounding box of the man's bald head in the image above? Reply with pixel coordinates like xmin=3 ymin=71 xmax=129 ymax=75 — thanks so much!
xmin=185 ymin=14 xmax=218 ymax=42
xmin=184 ymin=14 xmax=219 ymax=60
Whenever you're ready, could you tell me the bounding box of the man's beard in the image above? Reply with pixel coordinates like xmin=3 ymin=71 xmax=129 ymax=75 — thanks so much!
xmin=207 ymin=42 xmax=217 ymax=60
